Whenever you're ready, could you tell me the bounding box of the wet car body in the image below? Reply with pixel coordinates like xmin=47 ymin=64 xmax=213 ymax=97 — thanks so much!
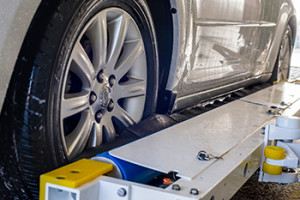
xmin=0 ymin=0 xmax=297 ymax=113
xmin=166 ymin=0 xmax=296 ymax=111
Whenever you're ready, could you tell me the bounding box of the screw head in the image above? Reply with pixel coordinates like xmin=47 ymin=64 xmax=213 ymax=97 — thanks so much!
xmin=190 ymin=188 xmax=199 ymax=195
xmin=95 ymin=111 xmax=103 ymax=123
xmin=107 ymin=100 xmax=114 ymax=112
xmin=97 ymin=71 xmax=104 ymax=83
xmin=197 ymin=150 xmax=210 ymax=161
xmin=90 ymin=92 xmax=97 ymax=105
xmin=109 ymin=75 xmax=116 ymax=87
xmin=172 ymin=184 xmax=181 ymax=191
xmin=117 ymin=188 xmax=127 ymax=197
xmin=266 ymin=110 xmax=273 ymax=115
xmin=281 ymin=101 xmax=286 ymax=106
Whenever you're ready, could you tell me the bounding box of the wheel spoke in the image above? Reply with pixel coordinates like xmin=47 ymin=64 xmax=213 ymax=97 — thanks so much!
xmin=280 ymin=36 xmax=289 ymax=59
xmin=71 ymin=42 xmax=95 ymax=85
xmin=114 ymin=39 xmax=144 ymax=78
xmin=278 ymin=34 xmax=290 ymax=80
xmin=87 ymin=122 xmax=102 ymax=147
xmin=102 ymin=116 xmax=117 ymax=141
xmin=106 ymin=14 xmax=129 ymax=71
xmin=114 ymin=105 xmax=136 ymax=127
xmin=116 ymin=79 xmax=146 ymax=99
xmin=86 ymin=11 xmax=108 ymax=72
xmin=65 ymin=111 xmax=93 ymax=158
xmin=279 ymin=63 xmax=289 ymax=79
xmin=61 ymin=92 xmax=90 ymax=119
xmin=280 ymin=61 xmax=289 ymax=70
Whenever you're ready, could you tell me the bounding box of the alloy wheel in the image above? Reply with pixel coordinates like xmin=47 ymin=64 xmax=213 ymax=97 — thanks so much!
xmin=60 ymin=8 xmax=147 ymax=159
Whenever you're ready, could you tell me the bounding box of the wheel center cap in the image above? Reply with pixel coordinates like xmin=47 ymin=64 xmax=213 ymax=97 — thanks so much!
xmin=99 ymin=86 xmax=110 ymax=108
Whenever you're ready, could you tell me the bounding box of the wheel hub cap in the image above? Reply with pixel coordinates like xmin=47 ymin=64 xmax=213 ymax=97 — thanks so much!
xmin=99 ymin=86 xmax=110 ymax=109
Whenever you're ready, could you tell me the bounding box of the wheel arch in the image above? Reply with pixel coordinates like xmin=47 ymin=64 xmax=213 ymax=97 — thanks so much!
xmin=288 ymin=14 xmax=297 ymax=47
xmin=264 ymin=2 xmax=297 ymax=78
xmin=145 ymin=0 xmax=176 ymax=113
xmin=2 ymin=0 xmax=62 ymax=108
xmin=0 ymin=0 xmax=44 ymax=112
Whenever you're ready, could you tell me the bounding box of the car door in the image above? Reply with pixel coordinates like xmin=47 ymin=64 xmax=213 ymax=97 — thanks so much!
xmin=174 ymin=0 xmax=276 ymax=99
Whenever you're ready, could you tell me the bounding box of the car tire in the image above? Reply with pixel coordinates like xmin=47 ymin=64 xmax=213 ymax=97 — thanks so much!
xmin=269 ymin=25 xmax=293 ymax=83
xmin=0 ymin=0 xmax=158 ymax=199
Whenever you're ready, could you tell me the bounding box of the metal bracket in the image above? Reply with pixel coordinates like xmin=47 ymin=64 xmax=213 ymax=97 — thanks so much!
xmin=259 ymin=116 xmax=300 ymax=183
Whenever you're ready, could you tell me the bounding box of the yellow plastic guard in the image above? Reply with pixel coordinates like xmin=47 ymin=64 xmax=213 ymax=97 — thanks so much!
xmin=40 ymin=159 xmax=113 ymax=200
xmin=262 ymin=161 xmax=282 ymax=175
xmin=264 ymin=146 xmax=285 ymax=160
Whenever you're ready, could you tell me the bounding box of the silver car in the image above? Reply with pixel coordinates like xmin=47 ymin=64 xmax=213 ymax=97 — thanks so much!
xmin=0 ymin=0 xmax=296 ymax=199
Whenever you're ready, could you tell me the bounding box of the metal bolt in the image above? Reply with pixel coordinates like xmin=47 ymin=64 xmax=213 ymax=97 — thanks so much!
xmin=117 ymin=188 xmax=127 ymax=197
xmin=282 ymin=168 xmax=296 ymax=173
xmin=266 ymin=110 xmax=273 ymax=115
xmin=261 ymin=127 xmax=265 ymax=135
xmin=197 ymin=150 xmax=210 ymax=161
xmin=107 ymin=100 xmax=114 ymax=112
xmin=281 ymin=101 xmax=286 ymax=106
xmin=97 ymin=71 xmax=104 ymax=83
xmin=95 ymin=111 xmax=103 ymax=123
xmin=172 ymin=184 xmax=181 ymax=191
xmin=90 ymin=92 xmax=97 ymax=105
xmin=190 ymin=188 xmax=199 ymax=195
xmin=170 ymin=8 xmax=177 ymax=14
xmin=109 ymin=75 xmax=116 ymax=87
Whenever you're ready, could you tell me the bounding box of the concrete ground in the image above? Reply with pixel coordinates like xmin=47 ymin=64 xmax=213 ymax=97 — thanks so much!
xmin=232 ymin=174 xmax=300 ymax=200
xmin=232 ymin=49 xmax=300 ymax=200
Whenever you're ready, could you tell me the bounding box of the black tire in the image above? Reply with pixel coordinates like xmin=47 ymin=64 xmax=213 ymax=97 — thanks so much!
xmin=0 ymin=0 xmax=158 ymax=199
xmin=269 ymin=25 xmax=292 ymax=83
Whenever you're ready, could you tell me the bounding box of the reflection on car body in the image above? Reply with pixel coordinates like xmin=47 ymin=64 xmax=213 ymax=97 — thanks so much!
xmin=163 ymin=0 xmax=296 ymax=110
